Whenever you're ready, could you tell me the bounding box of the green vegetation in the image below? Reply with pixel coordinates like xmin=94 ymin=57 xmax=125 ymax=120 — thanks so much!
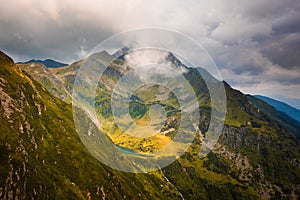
xmin=1 ymin=50 xmax=300 ymax=199
xmin=0 ymin=52 xmax=182 ymax=199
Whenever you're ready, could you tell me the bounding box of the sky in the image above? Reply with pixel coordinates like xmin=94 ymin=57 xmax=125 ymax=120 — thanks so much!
xmin=0 ymin=0 xmax=299 ymax=109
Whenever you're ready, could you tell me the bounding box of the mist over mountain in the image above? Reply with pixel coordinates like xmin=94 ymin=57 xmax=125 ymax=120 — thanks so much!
xmin=1 ymin=50 xmax=300 ymax=199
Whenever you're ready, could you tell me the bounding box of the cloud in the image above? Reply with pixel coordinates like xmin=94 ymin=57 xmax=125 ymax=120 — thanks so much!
xmin=0 ymin=0 xmax=299 ymax=106
xmin=124 ymin=49 xmax=169 ymax=68
xmin=210 ymin=18 xmax=271 ymax=45
xmin=260 ymin=33 xmax=300 ymax=69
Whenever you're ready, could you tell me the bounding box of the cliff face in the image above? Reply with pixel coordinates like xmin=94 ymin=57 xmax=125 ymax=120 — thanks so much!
xmin=216 ymin=125 xmax=300 ymax=199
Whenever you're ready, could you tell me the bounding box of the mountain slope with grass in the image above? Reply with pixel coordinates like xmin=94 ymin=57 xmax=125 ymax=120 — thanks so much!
xmin=0 ymin=51 xmax=185 ymax=200
xmin=2 ymin=50 xmax=300 ymax=199
xmin=17 ymin=62 xmax=71 ymax=103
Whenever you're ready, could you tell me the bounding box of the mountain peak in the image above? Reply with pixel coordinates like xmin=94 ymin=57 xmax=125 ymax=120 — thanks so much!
xmin=17 ymin=58 xmax=68 ymax=68
xmin=112 ymin=47 xmax=188 ymax=71
xmin=89 ymin=50 xmax=115 ymax=66
xmin=166 ymin=52 xmax=182 ymax=65
xmin=112 ymin=46 xmax=131 ymax=60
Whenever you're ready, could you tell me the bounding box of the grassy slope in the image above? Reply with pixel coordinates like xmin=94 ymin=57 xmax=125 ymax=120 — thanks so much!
xmin=220 ymin=83 xmax=300 ymax=197
xmin=0 ymin=52 xmax=183 ymax=199
xmin=18 ymin=62 xmax=72 ymax=103
xmin=50 ymin=55 xmax=260 ymax=199
xmin=17 ymin=51 xmax=300 ymax=199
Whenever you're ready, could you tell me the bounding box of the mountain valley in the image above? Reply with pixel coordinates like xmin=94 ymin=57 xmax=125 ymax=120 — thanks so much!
xmin=1 ymin=50 xmax=300 ymax=199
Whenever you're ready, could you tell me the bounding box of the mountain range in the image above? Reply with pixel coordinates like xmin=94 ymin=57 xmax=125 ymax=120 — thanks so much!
xmin=255 ymin=95 xmax=300 ymax=123
xmin=1 ymin=49 xmax=300 ymax=199
xmin=17 ymin=59 xmax=68 ymax=68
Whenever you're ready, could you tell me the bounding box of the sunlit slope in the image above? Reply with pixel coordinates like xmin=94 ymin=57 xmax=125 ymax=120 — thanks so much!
xmin=0 ymin=51 xmax=184 ymax=199
xmin=21 ymin=49 xmax=300 ymax=199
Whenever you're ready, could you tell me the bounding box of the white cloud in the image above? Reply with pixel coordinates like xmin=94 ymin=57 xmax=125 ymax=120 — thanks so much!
xmin=124 ymin=49 xmax=168 ymax=68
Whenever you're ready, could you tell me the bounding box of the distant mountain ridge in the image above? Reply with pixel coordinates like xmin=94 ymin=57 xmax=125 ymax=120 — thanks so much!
xmin=17 ymin=59 xmax=68 ymax=68
xmin=255 ymin=95 xmax=300 ymax=123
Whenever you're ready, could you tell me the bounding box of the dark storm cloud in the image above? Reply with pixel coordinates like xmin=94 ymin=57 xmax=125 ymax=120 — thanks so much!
xmin=257 ymin=3 xmax=300 ymax=71
xmin=0 ymin=15 xmax=114 ymax=63
xmin=260 ymin=34 xmax=300 ymax=70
